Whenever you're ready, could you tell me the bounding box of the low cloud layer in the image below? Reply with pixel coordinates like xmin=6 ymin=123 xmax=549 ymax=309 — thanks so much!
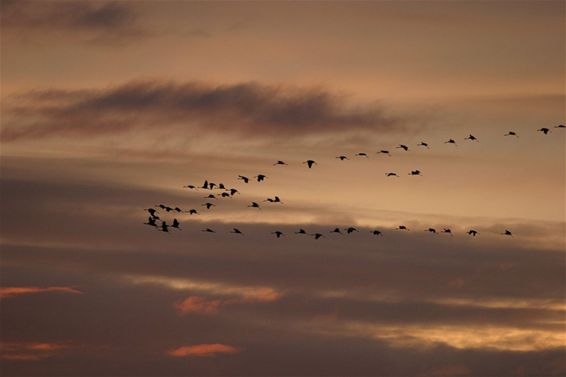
xmin=2 ymin=81 xmax=400 ymax=142
xmin=0 ymin=287 xmax=82 ymax=299
xmin=168 ymin=344 xmax=239 ymax=358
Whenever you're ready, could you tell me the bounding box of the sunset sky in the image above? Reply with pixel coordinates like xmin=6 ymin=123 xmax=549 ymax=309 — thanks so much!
xmin=1 ymin=1 xmax=565 ymax=376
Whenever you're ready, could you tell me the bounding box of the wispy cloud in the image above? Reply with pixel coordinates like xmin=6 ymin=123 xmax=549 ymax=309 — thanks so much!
xmin=167 ymin=343 xmax=239 ymax=358
xmin=2 ymin=81 xmax=400 ymax=142
xmin=0 ymin=342 xmax=69 ymax=361
xmin=0 ymin=286 xmax=82 ymax=299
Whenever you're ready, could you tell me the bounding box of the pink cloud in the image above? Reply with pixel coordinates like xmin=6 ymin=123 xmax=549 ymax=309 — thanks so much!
xmin=174 ymin=296 xmax=222 ymax=315
xmin=0 ymin=342 xmax=69 ymax=362
xmin=0 ymin=286 xmax=82 ymax=299
xmin=167 ymin=343 xmax=239 ymax=358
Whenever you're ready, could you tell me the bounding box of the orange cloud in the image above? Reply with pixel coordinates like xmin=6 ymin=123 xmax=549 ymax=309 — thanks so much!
xmin=174 ymin=296 xmax=222 ymax=315
xmin=167 ymin=343 xmax=239 ymax=358
xmin=0 ymin=342 xmax=69 ymax=361
xmin=0 ymin=286 xmax=82 ymax=299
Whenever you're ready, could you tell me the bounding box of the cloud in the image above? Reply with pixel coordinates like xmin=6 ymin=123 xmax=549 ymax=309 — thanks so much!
xmin=0 ymin=1 xmax=146 ymax=45
xmin=2 ymin=81 xmax=400 ymax=142
xmin=0 ymin=342 xmax=69 ymax=361
xmin=0 ymin=286 xmax=82 ymax=299
xmin=167 ymin=343 xmax=239 ymax=357
xmin=174 ymin=296 xmax=222 ymax=315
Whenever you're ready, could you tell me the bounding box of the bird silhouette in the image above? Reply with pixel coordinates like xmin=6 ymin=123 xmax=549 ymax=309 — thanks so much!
xmin=465 ymin=134 xmax=478 ymax=142
xmin=409 ymin=170 xmax=421 ymax=176
xmin=442 ymin=228 xmax=453 ymax=235
xmin=255 ymin=174 xmax=267 ymax=182
xmin=202 ymin=203 xmax=216 ymax=209
xmin=417 ymin=142 xmax=430 ymax=148
xmin=188 ymin=209 xmax=198 ymax=215
xmin=248 ymin=202 xmax=261 ymax=209
xmin=377 ymin=150 xmax=391 ymax=156
xmin=295 ymin=229 xmax=308 ymax=235
xmin=538 ymin=128 xmax=550 ymax=135
xmin=172 ymin=219 xmax=180 ymax=229
xmin=209 ymin=182 xmax=217 ymax=189
xmin=174 ymin=207 xmax=183 ymax=212
xmin=272 ymin=231 xmax=284 ymax=238
xmin=229 ymin=188 xmax=239 ymax=196
xmin=445 ymin=139 xmax=457 ymax=145
xmin=312 ymin=233 xmax=324 ymax=240
xmin=303 ymin=160 xmax=317 ymax=168
xmin=274 ymin=160 xmax=288 ymax=166
xmin=397 ymin=225 xmax=409 ymax=231
xmin=425 ymin=228 xmax=437 ymax=234
xmin=201 ymin=180 xmax=211 ymax=189
xmin=265 ymin=196 xmax=282 ymax=203
xmin=336 ymin=155 xmax=349 ymax=160
xmin=217 ymin=183 xmax=226 ymax=190
xmin=144 ymin=216 xmax=157 ymax=227
xmin=145 ymin=208 xmax=158 ymax=217
xmin=397 ymin=145 xmax=409 ymax=151
xmin=386 ymin=172 xmax=399 ymax=177
xmin=355 ymin=152 xmax=368 ymax=158
xmin=204 ymin=194 xmax=216 ymax=199
xmin=238 ymin=175 xmax=250 ymax=183
xmin=231 ymin=228 xmax=243 ymax=235
xmin=504 ymin=131 xmax=518 ymax=137
xmin=220 ymin=192 xmax=231 ymax=198
xmin=345 ymin=227 xmax=359 ymax=234
xmin=330 ymin=228 xmax=342 ymax=235
xmin=183 ymin=185 xmax=196 ymax=189
xmin=371 ymin=230 xmax=383 ymax=236
xmin=160 ymin=221 xmax=169 ymax=233
xmin=202 ymin=228 xmax=215 ymax=233
xmin=555 ymin=124 xmax=565 ymax=129
xmin=467 ymin=229 xmax=479 ymax=236
xmin=502 ymin=229 xmax=513 ymax=236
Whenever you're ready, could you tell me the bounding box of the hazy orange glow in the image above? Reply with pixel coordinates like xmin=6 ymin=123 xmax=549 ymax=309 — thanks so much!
xmin=0 ymin=287 xmax=82 ymax=299
xmin=168 ymin=344 xmax=239 ymax=358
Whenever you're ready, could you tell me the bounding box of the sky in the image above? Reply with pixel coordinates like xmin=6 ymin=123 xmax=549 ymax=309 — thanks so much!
xmin=0 ymin=1 xmax=565 ymax=376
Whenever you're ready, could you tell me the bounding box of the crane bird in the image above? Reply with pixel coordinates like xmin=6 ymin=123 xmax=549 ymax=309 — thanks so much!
xmin=183 ymin=185 xmax=196 ymax=189
xmin=386 ymin=172 xmax=399 ymax=177
xmin=397 ymin=145 xmax=409 ymax=151
xmin=312 ymin=233 xmax=324 ymax=240
xmin=355 ymin=152 xmax=368 ymax=158
xmin=555 ymin=124 xmax=565 ymax=129
xmin=377 ymin=150 xmax=391 ymax=156
xmin=172 ymin=219 xmax=180 ymax=230
xmin=160 ymin=221 xmax=169 ymax=233
xmin=204 ymin=194 xmax=216 ymax=199
xmin=417 ymin=142 xmax=430 ymax=148
xmin=265 ymin=196 xmax=282 ymax=203
xmin=202 ymin=202 xmax=215 ymax=209
xmin=188 ymin=209 xmax=198 ymax=215
xmin=465 ymin=134 xmax=479 ymax=142
xmin=504 ymin=131 xmax=518 ymax=137
xmin=467 ymin=229 xmax=479 ymax=236
xmin=272 ymin=231 xmax=284 ymax=238
xmin=231 ymin=228 xmax=244 ymax=235
xmin=426 ymin=228 xmax=437 ymax=234
xmin=397 ymin=225 xmax=409 ymax=231
xmin=145 ymin=208 xmax=158 ymax=217
xmin=295 ymin=229 xmax=308 ymax=235
xmin=336 ymin=155 xmax=349 ymax=160
xmin=345 ymin=227 xmax=359 ymax=234
xmin=248 ymin=202 xmax=261 ymax=209
xmin=445 ymin=139 xmax=457 ymax=145
xmin=371 ymin=230 xmax=383 ymax=236
xmin=442 ymin=228 xmax=453 ymax=235
xmin=502 ymin=229 xmax=513 ymax=236
xmin=303 ymin=160 xmax=317 ymax=168
xmin=409 ymin=170 xmax=421 ymax=176
xmin=202 ymin=228 xmax=215 ymax=233
xmin=330 ymin=228 xmax=342 ymax=235
xmin=238 ymin=175 xmax=250 ymax=183
xmin=229 ymin=188 xmax=239 ymax=196
xmin=255 ymin=174 xmax=267 ymax=182
xmin=144 ymin=216 xmax=157 ymax=228
xmin=274 ymin=160 xmax=288 ymax=166
xmin=537 ymin=128 xmax=550 ymax=134
xmin=201 ymin=180 xmax=209 ymax=189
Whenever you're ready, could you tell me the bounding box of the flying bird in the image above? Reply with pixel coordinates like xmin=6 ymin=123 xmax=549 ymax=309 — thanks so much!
xmin=397 ymin=225 xmax=409 ymax=231
xmin=183 ymin=185 xmax=196 ymax=189
xmin=172 ymin=219 xmax=180 ymax=229
xmin=303 ymin=160 xmax=317 ymax=168
xmin=502 ymin=229 xmax=513 ymax=236
xmin=265 ymin=196 xmax=282 ymax=203
xmin=255 ymin=174 xmax=267 ymax=182
xmin=467 ymin=229 xmax=479 ymax=236
xmin=355 ymin=152 xmax=368 ymax=158
xmin=336 ymin=155 xmax=349 ymax=160
xmin=537 ymin=128 xmax=550 ymax=135
xmin=221 ymin=192 xmax=231 ymax=198
xmin=442 ymin=228 xmax=453 ymax=235
xmin=248 ymin=202 xmax=261 ymax=209
xmin=417 ymin=142 xmax=430 ymax=148
xmin=312 ymin=233 xmax=324 ymax=240
xmin=229 ymin=188 xmax=239 ymax=196
xmin=386 ymin=172 xmax=399 ymax=177
xmin=144 ymin=216 xmax=157 ymax=228
xmin=425 ymin=228 xmax=437 ymax=234
xmin=238 ymin=175 xmax=250 ymax=183
xmin=145 ymin=208 xmax=158 ymax=217
xmin=504 ymin=131 xmax=518 ymax=137
xmin=202 ymin=203 xmax=216 ymax=209
xmin=202 ymin=228 xmax=215 ymax=233
xmin=397 ymin=145 xmax=409 ymax=151
xmin=188 ymin=209 xmax=198 ymax=215
xmin=377 ymin=150 xmax=391 ymax=156
xmin=274 ymin=160 xmax=288 ymax=166
xmin=201 ymin=180 xmax=209 ymax=189
xmin=345 ymin=227 xmax=359 ymax=234
xmin=231 ymin=228 xmax=244 ymax=235
xmin=371 ymin=230 xmax=383 ymax=236
xmin=272 ymin=231 xmax=284 ymax=238
xmin=465 ymin=134 xmax=478 ymax=142
xmin=409 ymin=170 xmax=421 ymax=176
xmin=160 ymin=221 xmax=169 ymax=233
xmin=174 ymin=207 xmax=183 ymax=212
xmin=209 ymin=183 xmax=217 ymax=190
xmin=295 ymin=229 xmax=308 ymax=235
xmin=330 ymin=228 xmax=342 ymax=235
xmin=555 ymin=124 xmax=565 ymax=129
xmin=204 ymin=194 xmax=216 ymax=199
xmin=445 ymin=139 xmax=457 ymax=145
xmin=217 ymin=183 xmax=226 ymax=190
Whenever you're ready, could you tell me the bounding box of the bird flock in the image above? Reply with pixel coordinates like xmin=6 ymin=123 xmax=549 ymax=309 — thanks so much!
xmin=143 ymin=125 xmax=564 ymax=239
